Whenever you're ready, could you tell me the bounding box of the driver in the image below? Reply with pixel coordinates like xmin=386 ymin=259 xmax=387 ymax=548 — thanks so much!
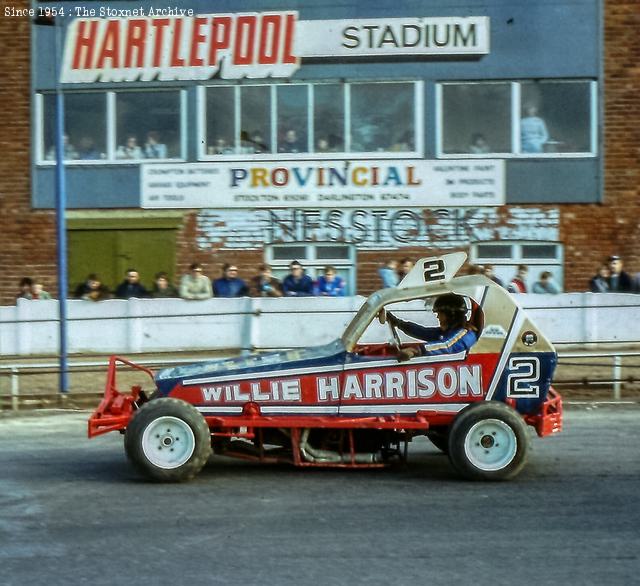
xmin=386 ymin=293 xmax=478 ymax=359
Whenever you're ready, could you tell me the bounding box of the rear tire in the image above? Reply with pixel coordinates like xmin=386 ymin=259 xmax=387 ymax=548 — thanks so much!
xmin=125 ymin=398 xmax=212 ymax=482
xmin=448 ymin=402 xmax=529 ymax=481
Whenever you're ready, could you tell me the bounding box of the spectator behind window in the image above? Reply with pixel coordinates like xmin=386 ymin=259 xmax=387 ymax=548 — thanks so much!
xmin=282 ymin=260 xmax=314 ymax=297
xmin=115 ymin=268 xmax=150 ymax=299
xmin=279 ymin=129 xmax=305 ymax=153
xmin=520 ymin=105 xmax=549 ymax=154
xmin=212 ymin=263 xmax=249 ymax=298
xmin=589 ymin=264 xmax=610 ymax=293
xmin=179 ymin=263 xmax=213 ymax=300
xmin=607 ymin=255 xmax=634 ymax=292
xmin=469 ymin=133 xmax=490 ymax=154
xmin=508 ymin=265 xmax=529 ymax=293
xmin=151 ymin=271 xmax=179 ymax=298
xmin=116 ymin=135 xmax=143 ymax=159
xmin=250 ymin=264 xmax=283 ymax=297
xmin=315 ymin=266 xmax=346 ymax=296
xmin=46 ymin=134 xmax=78 ymax=161
xmin=143 ymin=131 xmax=168 ymax=159
xmin=75 ymin=274 xmax=112 ymax=301
xmin=532 ymin=271 xmax=560 ymax=294
xmin=378 ymin=259 xmax=399 ymax=289
xmin=77 ymin=135 xmax=102 ymax=160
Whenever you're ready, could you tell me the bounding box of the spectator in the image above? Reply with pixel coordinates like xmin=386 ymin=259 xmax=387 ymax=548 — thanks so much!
xmin=520 ymin=105 xmax=549 ymax=154
xmin=212 ymin=263 xmax=249 ymax=297
xmin=46 ymin=134 xmax=78 ymax=161
xmin=397 ymin=258 xmax=414 ymax=282
xmin=607 ymin=255 xmax=634 ymax=292
xmin=378 ymin=259 xmax=399 ymax=288
xmin=469 ymin=133 xmax=490 ymax=154
xmin=589 ymin=264 xmax=610 ymax=293
xmin=151 ymin=271 xmax=179 ymax=298
xmin=508 ymin=265 xmax=529 ymax=293
xmin=16 ymin=277 xmax=33 ymax=300
xmin=532 ymin=271 xmax=561 ymax=294
xmin=282 ymin=260 xmax=314 ymax=296
xmin=77 ymin=136 xmax=101 ymax=160
xmin=115 ymin=268 xmax=149 ymax=299
xmin=250 ymin=264 xmax=283 ymax=297
xmin=29 ymin=280 xmax=52 ymax=300
xmin=483 ymin=264 xmax=504 ymax=287
xmin=143 ymin=131 xmax=168 ymax=159
xmin=279 ymin=129 xmax=305 ymax=153
xmin=315 ymin=266 xmax=346 ymax=296
xmin=75 ymin=274 xmax=111 ymax=301
xmin=179 ymin=263 xmax=213 ymax=300
xmin=116 ymin=135 xmax=143 ymax=159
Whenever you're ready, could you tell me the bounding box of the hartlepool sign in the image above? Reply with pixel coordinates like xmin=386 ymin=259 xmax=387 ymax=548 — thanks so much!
xmin=140 ymin=160 xmax=505 ymax=209
xmin=61 ymin=12 xmax=489 ymax=82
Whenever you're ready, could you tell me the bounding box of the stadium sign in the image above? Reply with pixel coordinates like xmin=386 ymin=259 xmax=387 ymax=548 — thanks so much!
xmin=61 ymin=12 xmax=489 ymax=82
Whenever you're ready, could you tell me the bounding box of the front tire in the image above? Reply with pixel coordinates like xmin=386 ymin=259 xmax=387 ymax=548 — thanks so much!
xmin=125 ymin=398 xmax=212 ymax=482
xmin=448 ymin=402 xmax=529 ymax=481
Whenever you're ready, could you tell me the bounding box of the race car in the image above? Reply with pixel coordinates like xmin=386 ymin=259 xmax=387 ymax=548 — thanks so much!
xmin=88 ymin=252 xmax=562 ymax=482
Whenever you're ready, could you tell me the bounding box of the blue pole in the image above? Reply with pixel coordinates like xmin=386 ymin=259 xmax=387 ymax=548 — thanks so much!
xmin=54 ymin=20 xmax=68 ymax=394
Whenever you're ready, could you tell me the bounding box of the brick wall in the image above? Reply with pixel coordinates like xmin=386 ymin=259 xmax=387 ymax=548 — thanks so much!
xmin=0 ymin=2 xmax=57 ymax=303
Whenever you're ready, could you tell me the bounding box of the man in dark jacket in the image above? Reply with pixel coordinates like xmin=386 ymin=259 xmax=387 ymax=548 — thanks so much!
xmin=115 ymin=268 xmax=150 ymax=299
xmin=607 ymin=255 xmax=634 ymax=292
xmin=212 ymin=264 xmax=249 ymax=297
xmin=282 ymin=260 xmax=314 ymax=296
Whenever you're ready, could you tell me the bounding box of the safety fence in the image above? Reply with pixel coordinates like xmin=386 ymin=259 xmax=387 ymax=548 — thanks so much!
xmin=1 ymin=293 xmax=640 ymax=355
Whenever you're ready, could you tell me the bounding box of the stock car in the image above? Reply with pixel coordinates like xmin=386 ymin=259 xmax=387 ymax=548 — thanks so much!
xmin=88 ymin=252 xmax=562 ymax=482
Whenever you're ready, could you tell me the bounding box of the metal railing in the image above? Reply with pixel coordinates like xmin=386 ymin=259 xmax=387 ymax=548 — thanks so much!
xmin=1 ymin=350 xmax=639 ymax=411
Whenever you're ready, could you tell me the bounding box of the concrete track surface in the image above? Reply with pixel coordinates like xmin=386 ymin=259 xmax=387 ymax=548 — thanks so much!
xmin=1 ymin=405 xmax=639 ymax=586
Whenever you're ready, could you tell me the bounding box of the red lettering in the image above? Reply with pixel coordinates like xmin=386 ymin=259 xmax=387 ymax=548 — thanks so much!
xmin=189 ymin=17 xmax=208 ymax=66
xmin=150 ymin=18 xmax=170 ymax=67
xmin=234 ymin=15 xmax=256 ymax=65
xmin=170 ymin=18 xmax=185 ymax=66
xmin=72 ymin=20 xmax=99 ymax=70
xmin=96 ymin=20 xmax=121 ymax=69
xmin=124 ymin=19 xmax=147 ymax=68
xmin=258 ymin=14 xmax=281 ymax=65
xmin=209 ymin=16 xmax=231 ymax=65
xmin=282 ymin=13 xmax=297 ymax=64
xmin=371 ymin=167 xmax=379 ymax=186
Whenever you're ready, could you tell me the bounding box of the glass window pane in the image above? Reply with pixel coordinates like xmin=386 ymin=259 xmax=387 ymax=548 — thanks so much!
xmin=313 ymin=84 xmax=344 ymax=152
xmin=277 ymin=85 xmax=309 ymax=153
xmin=521 ymin=244 xmax=558 ymax=259
xmin=476 ymin=244 xmax=513 ymax=259
xmin=272 ymin=246 xmax=307 ymax=260
xmin=206 ymin=87 xmax=235 ymax=155
xmin=441 ymin=83 xmax=511 ymax=154
xmin=43 ymin=93 xmax=106 ymax=161
xmin=116 ymin=91 xmax=181 ymax=159
xmin=521 ymin=81 xmax=592 ymax=154
xmin=316 ymin=245 xmax=350 ymax=259
xmin=350 ymin=83 xmax=415 ymax=153
xmin=240 ymin=86 xmax=271 ymax=154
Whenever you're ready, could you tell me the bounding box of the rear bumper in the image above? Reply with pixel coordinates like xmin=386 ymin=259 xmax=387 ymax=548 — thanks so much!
xmin=524 ymin=388 xmax=563 ymax=437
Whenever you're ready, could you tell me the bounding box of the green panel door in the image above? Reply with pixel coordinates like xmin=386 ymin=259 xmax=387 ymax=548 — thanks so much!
xmin=68 ymin=229 xmax=176 ymax=294
xmin=68 ymin=230 xmax=120 ymax=295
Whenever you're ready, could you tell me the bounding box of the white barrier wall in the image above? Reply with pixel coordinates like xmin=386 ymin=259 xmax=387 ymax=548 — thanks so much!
xmin=0 ymin=293 xmax=638 ymax=356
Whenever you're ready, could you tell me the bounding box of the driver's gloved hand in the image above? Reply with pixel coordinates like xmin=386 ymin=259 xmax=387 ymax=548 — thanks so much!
xmin=397 ymin=347 xmax=419 ymax=362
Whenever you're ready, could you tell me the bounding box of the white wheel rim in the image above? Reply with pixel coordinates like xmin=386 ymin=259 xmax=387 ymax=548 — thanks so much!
xmin=141 ymin=416 xmax=196 ymax=470
xmin=463 ymin=419 xmax=517 ymax=472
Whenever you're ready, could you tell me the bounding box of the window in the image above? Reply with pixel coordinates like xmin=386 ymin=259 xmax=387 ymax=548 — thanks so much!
xmin=438 ymin=80 xmax=597 ymax=158
xmin=350 ymin=83 xmax=415 ymax=153
xmin=471 ymin=241 xmax=564 ymax=290
xmin=202 ymin=81 xmax=421 ymax=159
xmin=37 ymin=90 xmax=184 ymax=164
xmin=42 ymin=93 xmax=106 ymax=161
xmin=441 ymin=83 xmax=511 ymax=155
xmin=115 ymin=91 xmax=181 ymax=160
xmin=266 ymin=243 xmax=356 ymax=295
